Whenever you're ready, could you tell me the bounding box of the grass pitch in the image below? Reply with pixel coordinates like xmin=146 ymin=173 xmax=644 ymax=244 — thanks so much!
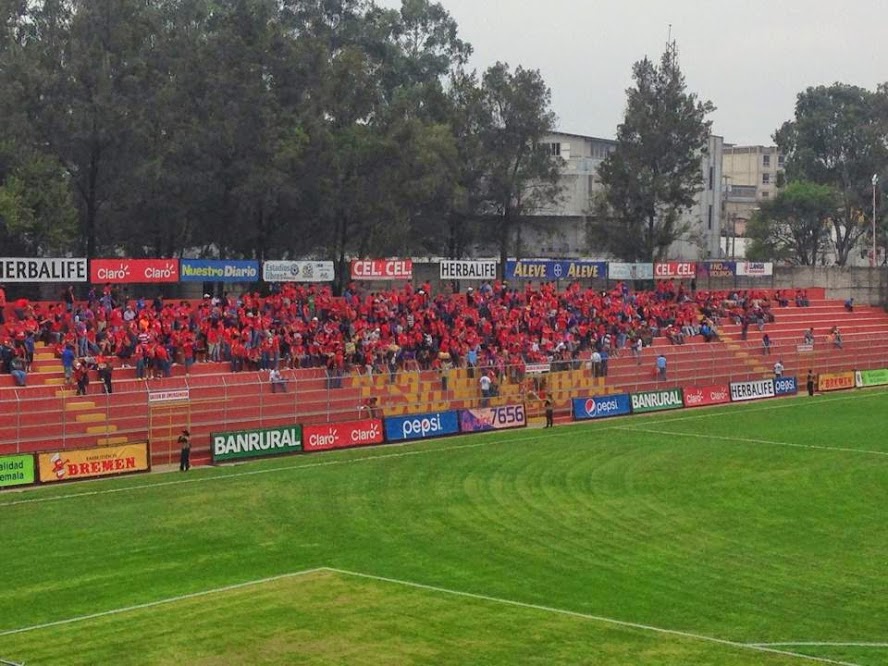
xmin=2 ymin=391 xmax=887 ymax=665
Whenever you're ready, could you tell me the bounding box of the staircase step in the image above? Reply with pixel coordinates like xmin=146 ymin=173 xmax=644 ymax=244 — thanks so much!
xmin=97 ymin=436 xmax=129 ymax=446
xmin=65 ymin=401 xmax=97 ymax=411
xmin=76 ymin=413 xmax=108 ymax=423
xmin=86 ymin=424 xmax=118 ymax=434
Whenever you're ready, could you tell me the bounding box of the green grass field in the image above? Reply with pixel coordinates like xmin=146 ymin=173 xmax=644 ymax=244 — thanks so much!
xmin=2 ymin=391 xmax=887 ymax=665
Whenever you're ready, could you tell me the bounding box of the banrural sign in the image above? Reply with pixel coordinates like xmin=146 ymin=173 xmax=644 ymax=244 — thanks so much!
xmin=212 ymin=425 xmax=303 ymax=462
xmin=630 ymin=388 xmax=683 ymax=414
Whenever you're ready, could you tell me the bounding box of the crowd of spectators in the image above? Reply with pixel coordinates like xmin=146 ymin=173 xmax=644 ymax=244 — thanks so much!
xmin=0 ymin=281 xmax=812 ymax=386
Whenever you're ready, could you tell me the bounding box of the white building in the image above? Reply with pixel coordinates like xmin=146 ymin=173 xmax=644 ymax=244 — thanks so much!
xmin=518 ymin=131 xmax=724 ymax=260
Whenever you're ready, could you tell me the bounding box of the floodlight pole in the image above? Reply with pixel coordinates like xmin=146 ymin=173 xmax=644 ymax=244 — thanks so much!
xmin=873 ymin=174 xmax=879 ymax=267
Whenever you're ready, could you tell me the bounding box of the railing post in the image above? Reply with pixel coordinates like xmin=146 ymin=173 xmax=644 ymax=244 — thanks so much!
xmin=15 ymin=389 xmax=21 ymax=454
xmin=258 ymin=373 xmax=265 ymax=427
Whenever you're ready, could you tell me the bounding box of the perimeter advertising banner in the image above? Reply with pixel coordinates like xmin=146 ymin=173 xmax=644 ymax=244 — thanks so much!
xmin=0 ymin=258 xmax=88 ymax=283
xmin=696 ymin=261 xmax=736 ymax=278
xmin=302 ymin=419 xmax=384 ymax=452
xmin=817 ymin=371 xmax=855 ymax=392
xmin=736 ymin=261 xmax=774 ymax=277
xmin=38 ymin=444 xmax=149 ymax=483
xmin=384 ymin=411 xmax=459 ymax=443
xmin=180 ymin=259 xmax=259 ymax=282
xmin=350 ymin=259 xmax=413 ymax=280
xmin=439 ymin=260 xmax=497 ymax=280
xmin=504 ymin=259 xmax=606 ymax=281
xmin=630 ymin=388 xmax=684 ymax=414
xmin=212 ymin=425 xmax=303 ymax=462
xmin=855 ymin=368 xmax=888 ymax=388
xmin=263 ymin=261 xmax=335 ymax=283
xmin=90 ymin=258 xmax=179 ymax=284
xmin=683 ymin=384 xmax=731 ymax=408
xmin=654 ymin=262 xmax=696 ymax=279
xmin=608 ymin=263 xmax=653 ymax=280
xmin=729 ymin=379 xmax=776 ymax=402
xmin=774 ymin=376 xmax=798 ymax=396
xmin=459 ymin=405 xmax=527 ymax=433
xmin=0 ymin=454 xmax=36 ymax=488
xmin=572 ymin=394 xmax=632 ymax=420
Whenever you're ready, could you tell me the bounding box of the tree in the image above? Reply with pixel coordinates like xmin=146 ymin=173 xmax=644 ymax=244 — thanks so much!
xmin=774 ymin=83 xmax=888 ymax=265
xmin=591 ymin=45 xmax=714 ymax=261
xmin=746 ymin=181 xmax=836 ymax=265
xmin=475 ymin=62 xmax=562 ymax=274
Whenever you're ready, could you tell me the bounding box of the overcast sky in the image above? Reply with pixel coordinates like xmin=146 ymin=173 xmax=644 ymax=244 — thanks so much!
xmin=379 ymin=0 xmax=885 ymax=145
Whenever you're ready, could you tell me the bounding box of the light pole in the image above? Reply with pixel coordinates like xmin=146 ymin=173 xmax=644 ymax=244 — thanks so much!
xmin=874 ymin=174 xmax=880 ymax=267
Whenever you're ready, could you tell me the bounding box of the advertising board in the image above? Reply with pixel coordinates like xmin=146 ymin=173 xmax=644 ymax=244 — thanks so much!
xmin=459 ymin=405 xmax=527 ymax=433
xmin=817 ymin=371 xmax=855 ymax=392
xmin=211 ymin=425 xmax=302 ymax=462
xmin=683 ymin=384 xmax=731 ymax=408
xmin=0 ymin=454 xmax=36 ymax=488
xmin=504 ymin=259 xmax=607 ymax=281
xmin=855 ymin=368 xmax=888 ymax=388
xmin=736 ymin=262 xmax=774 ymax=277
xmin=439 ymin=260 xmax=497 ymax=280
xmin=350 ymin=259 xmax=413 ymax=280
xmin=302 ymin=419 xmax=384 ymax=452
xmin=38 ymin=444 xmax=149 ymax=483
xmin=607 ymin=263 xmax=653 ymax=281
xmin=384 ymin=411 xmax=459 ymax=442
xmin=654 ymin=262 xmax=696 ymax=279
xmin=90 ymin=259 xmax=179 ymax=284
xmin=0 ymin=258 xmax=88 ymax=283
xmin=773 ymin=376 xmax=798 ymax=396
xmin=729 ymin=379 xmax=776 ymax=402
xmin=180 ymin=259 xmax=259 ymax=282
xmin=630 ymin=388 xmax=684 ymax=414
xmin=572 ymin=394 xmax=632 ymax=421
xmin=696 ymin=261 xmax=736 ymax=278
xmin=148 ymin=389 xmax=190 ymax=404
xmin=262 ymin=261 xmax=335 ymax=283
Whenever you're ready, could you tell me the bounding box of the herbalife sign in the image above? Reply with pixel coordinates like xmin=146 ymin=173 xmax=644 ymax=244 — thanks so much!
xmin=211 ymin=425 xmax=303 ymax=462
xmin=630 ymin=388 xmax=684 ymax=414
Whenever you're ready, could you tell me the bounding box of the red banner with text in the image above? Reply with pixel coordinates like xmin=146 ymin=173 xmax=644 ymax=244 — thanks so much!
xmin=350 ymin=259 xmax=413 ymax=280
xmin=90 ymin=259 xmax=179 ymax=284
xmin=302 ymin=419 xmax=385 ymax=452
xmin=654 ymin=262 xmax=697 ymax=279
xmin=683 ymin=384 xmax=731 ymax=408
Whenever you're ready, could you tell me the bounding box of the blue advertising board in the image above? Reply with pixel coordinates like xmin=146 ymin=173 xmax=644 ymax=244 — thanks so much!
xmin=696 ymin=261 xmax=736 ymax=278
xmin=504 ymin=259 xmax=607 ymax=281
xmin=384 ymin=410 xmax=460 ymax=443
xmin=572 ymin=394 xmax=632 ymax=421
xmin=774 ymin=376 xmax=798 ymax=396
xmin=459 ymin=405 xmax=526 ymax=432
xmin=180 ymin=259 xmax=260 ymax=282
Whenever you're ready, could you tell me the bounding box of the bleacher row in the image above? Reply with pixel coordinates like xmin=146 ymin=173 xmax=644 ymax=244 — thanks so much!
xmin=2 ymin=296 xmax=887 ymax=468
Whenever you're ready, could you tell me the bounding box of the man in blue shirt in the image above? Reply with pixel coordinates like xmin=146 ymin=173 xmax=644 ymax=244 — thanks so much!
xmin=656 ymin=354 xmax=667 ymax=380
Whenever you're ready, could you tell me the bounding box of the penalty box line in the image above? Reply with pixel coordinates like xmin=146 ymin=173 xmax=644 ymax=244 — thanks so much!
xmin=325 ymin=567 xmax=861 ymax=666
xmin=612 ymin=426 xmax=888 ymax=458
xmin=0 ymin=564 xmax=866 ymax=666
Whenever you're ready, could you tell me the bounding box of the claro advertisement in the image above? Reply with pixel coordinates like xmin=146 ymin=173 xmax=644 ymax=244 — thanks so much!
xmin=683 ymin=385 xmax=731 ymax=408
xmin=212 ymin=425 xmax=303 ymax=462
xmin=302 ymin=419 xmax=384 ymax=452
xmin=38 ymin=444 xmax=149 ymax=483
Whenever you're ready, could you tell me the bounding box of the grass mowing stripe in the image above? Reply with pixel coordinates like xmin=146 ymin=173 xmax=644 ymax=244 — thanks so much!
xmin=325 ymin=567 xmax=861 ymax=666
xmin=614 ymin=426 xmax=888 ymax=458
xmin=747 ymin=641 xmax=888 ymax=648
xmin=0 ymin=568 xmax=325 ymax=638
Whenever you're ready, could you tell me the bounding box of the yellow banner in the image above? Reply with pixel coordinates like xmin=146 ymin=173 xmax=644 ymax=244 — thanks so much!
xmin=38 ymin=443 xmax=149 ymax=483
xmin=817 ymin=371 xmax=855 ymax=393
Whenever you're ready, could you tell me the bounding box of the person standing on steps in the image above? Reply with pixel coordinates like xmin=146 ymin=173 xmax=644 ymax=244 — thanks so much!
xmin=545 ymin=396 xmax=554 ymax=428
xmin=178 ymin=429 xmax=191 ymax=472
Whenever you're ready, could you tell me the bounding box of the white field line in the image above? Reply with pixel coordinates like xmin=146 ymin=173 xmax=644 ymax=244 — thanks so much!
xmin=0 ymin=567 xmax=325 ymax=638
xmin=614 ymin=426 xmax=888 ymax=458
xmin=748 ymin=642 xmax=888 ymax=648
xmin=325 ymin=567 xmax=861 ymax=666
xmin=2 ymin=388 xmax=884 ymax=508
xmin=0 ymin=564 xmax=866 ymax=666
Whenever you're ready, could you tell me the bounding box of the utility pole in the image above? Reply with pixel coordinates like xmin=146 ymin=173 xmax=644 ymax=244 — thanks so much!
xmin=873 ymin=174 xmax=879 ymax=266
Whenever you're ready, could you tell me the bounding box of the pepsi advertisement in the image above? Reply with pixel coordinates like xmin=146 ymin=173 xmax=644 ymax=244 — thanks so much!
xmin=774 ymin=376 xmax=798 ymax=396
xmin=572 ymin=394 xmax=632 ymax=421
xmin=384 ymin=411 xmax=460 ymax=443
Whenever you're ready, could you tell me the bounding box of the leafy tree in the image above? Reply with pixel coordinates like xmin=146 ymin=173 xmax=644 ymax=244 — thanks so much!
xmin=591 ymin=46 xmax=714 ymax=261
xmin=774 ymin=83 xmax=888 ymax=265
xmin=746 ymin=181 xmax=836 ymax=265
xmin=475 ymin=62 xmax=561 ymax=274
